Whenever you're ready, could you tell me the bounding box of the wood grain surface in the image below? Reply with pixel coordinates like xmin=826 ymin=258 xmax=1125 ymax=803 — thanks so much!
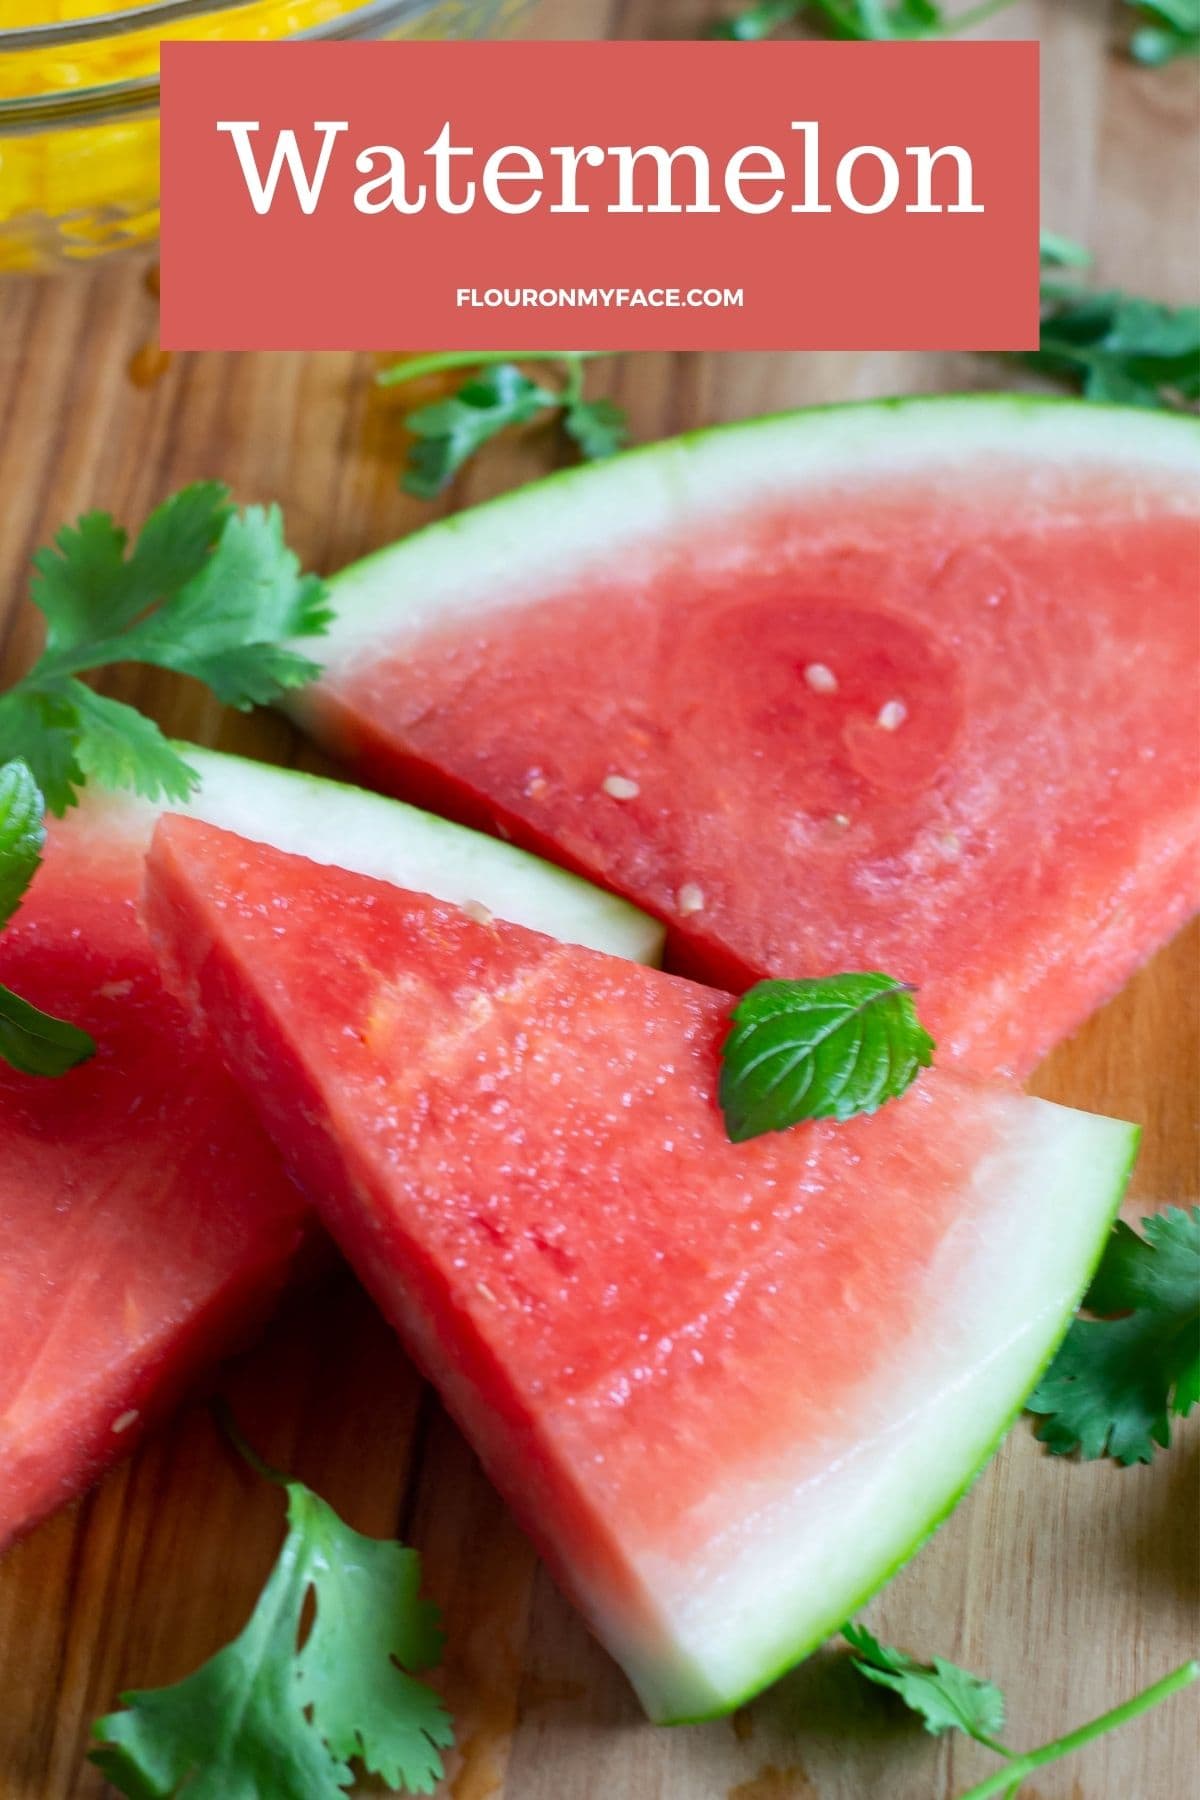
xmin=0 ymin=3 xmax=1197 ymax=1796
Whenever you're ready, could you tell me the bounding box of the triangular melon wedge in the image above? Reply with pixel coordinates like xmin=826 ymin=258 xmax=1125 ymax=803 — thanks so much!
xmin=144 ymin=814 xmax=1137 ymax=1723
xmin=0 ymin=748 xmax=658 ymax=1549
xmin=290 ymin=395 xmax=1200 ymax=1078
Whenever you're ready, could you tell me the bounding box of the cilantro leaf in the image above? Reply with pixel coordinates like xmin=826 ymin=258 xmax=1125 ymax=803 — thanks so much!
xmin=92 ymin=1462 xmax=452 ymax=1799
xmin=32 ymin=485 xmax=233 ymax=653
xmin=292 ymin=1487 xmax=453 ymax=1792
xmin=0 ymin=759 xmax=95 ymax=1077
xmin=719 ymin=972 xmax=934 ymax=1142
xmin=402 ymin=363 xmax=560 ymax=499
xmin=713 ymin=0 xmax=1197 ymax=54
xmin=0 ymin=688 xmax=84 ymax=817
xmin=1025 ymin=239 xmax=1200 ymax=411
xmin=1128 ymin=0 xmax=1199 ymax=63
xmin=843 ymin=1624 xmax=1007 ymax=1746
xmin=563 ymin=397 xmax=628 ymax=461
xmin=0 ymin=486 xmax=329 ymax=815
xmin=1026 ymin=1206 xmax=1200 ymax=1464
xmin=379 ymin=352 xmax=628 ymax=497
xmin=65 ymin=686 xmax=197 ymax=806
xmin=710 ymin=0 xmax=805 ymax=36
xmin=710 ymin=0 xmax=1019 ymax=42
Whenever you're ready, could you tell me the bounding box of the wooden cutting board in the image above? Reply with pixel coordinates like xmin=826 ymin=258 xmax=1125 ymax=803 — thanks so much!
xmin=0 ymin=3 xmax=1196 ymax=1795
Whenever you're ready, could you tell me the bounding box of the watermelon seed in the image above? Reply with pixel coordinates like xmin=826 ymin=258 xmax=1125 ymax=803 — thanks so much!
xmin=804 ymin=662 xmax=838 ymax=694
xmin=876 ymin=699 xmax=908 ymax=731
xmin=461 ymin=899 xmax=495 ymax=926
xmin=677 ymin=883 xmax=706 ymax=915
xmin=602 ymin=775 xmax=640 ymax=800
xmin=111 ymin=1409 xmax=139 ymax=1434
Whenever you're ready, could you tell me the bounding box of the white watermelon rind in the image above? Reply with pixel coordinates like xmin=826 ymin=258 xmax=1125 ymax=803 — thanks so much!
xmin=640 ymin=1113 xmax=1140 ymax=1725
xmin=77 ymin=741 xmax=664 ymax=966
xmin=290 ymin=393 xmax=1200 ymax=682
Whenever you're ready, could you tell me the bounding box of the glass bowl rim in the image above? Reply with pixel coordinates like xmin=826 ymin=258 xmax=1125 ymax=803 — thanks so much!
xmin=0 ymin=0 xmax=457 ymax=126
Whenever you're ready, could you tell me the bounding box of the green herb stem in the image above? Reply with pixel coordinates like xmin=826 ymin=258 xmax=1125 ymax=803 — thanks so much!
xmin=560 ymin=353 xmax=587 ymax=409
xmin=212 ymin=1398 xmax=292 ymax=1491
xmin=947 ymin=0 xmax=1023 ymax=32
xmin=378 ymin=349 xmax=600 ymax=389
xmin=954 ymin=1662 xmax=1200 ymax=1800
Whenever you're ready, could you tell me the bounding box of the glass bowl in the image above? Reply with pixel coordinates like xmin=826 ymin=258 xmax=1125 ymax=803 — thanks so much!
xmin=0 ymin=0 xmax=533 ymax=274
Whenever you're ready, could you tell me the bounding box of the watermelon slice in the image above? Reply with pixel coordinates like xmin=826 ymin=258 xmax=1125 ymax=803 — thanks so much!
xmin=144 ymin=815 xmax=1137 ymax=1723
xmin=0 ymin=748 xmax=658 ymax=1549
xmin=292 ymin=395 xmax=1200 ymax=1077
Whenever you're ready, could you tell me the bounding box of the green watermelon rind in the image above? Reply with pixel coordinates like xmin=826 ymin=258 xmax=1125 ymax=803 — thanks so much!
xmin=664 ymin=1121 xmax=1141 ymax=1726
xmin=83 ymin=741 xmax=664 ymax=968
xmin=294 ymin=393 xmax=1200 ymax=681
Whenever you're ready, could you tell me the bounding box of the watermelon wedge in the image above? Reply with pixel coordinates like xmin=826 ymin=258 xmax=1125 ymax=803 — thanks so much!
xmin=292 ymin=395 xmax=1200 ymax=1077
xmin=144 ymin=814 xmax=1137 ymax=1723
xmin=0 ymin=749 xmax=658 ymax=1549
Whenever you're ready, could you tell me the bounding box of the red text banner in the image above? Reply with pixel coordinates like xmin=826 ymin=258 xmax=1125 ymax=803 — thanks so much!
xmin=159 ymin=38 xmax=1039 ymax=353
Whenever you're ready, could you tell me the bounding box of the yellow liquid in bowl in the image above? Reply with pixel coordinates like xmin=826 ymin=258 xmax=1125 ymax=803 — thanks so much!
xmin=0 ymin=0 xmax=522 ymax=270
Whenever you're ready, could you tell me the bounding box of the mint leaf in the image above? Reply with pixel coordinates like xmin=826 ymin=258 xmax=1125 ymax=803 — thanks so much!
xmin=843 ymin=1624 xmax=1006 ymax=1746
xmin=0 ymin=486 xmax=329 ymax=814
xmin=1026 ymin=1206 xmax=1200 ymax=1464
xmin=719 ymin=972 xmax=934 ymax=1142
xmin=92 ymin=1455 xmax=452 ymax=1798
xmin=0 ymin=758 xmax=95 ymax=1077
xmin=0 ymin=983 xmax=95 ymax=1076
xmin=0 ymin=758 xmax=45 ymax=925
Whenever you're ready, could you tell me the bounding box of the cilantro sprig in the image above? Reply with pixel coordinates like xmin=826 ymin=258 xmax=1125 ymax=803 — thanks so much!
xmin=719 ymin=972 xmax=934 ymax=1141
xmin=1029 ymin=236 xmax=1200 ymax=410
xmin=92 ymin=1411 xmax=453 ymax=1799
xmin=711 ymin=0 xmax=1199 ymax=57
xmin=377 ymin=351 xmax=626 ymax=498
xmin=0 ymin=760 xmax=94 ymax=1077
xmin=0 ymin=484 xmax=330 ymax=816
xmin=845 ymin=1625 xmax=1199 ymax=1799
xmin=1026 ymin=1205 xmax=1199 ymax=1463
xmin=710 ymin=0 xmax=1021 ymax=42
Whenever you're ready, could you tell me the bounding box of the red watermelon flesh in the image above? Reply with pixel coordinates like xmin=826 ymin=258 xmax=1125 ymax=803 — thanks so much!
xmin=296 ymin=398 xmax=1200 ymax=1077
xmin=0 ymin=749 xmax=657 ymax=1550
xmin=0 ymin=803 xmax=304 ymax=1546
xmin=144 ymin=814 xmax=1136 ymax=1722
